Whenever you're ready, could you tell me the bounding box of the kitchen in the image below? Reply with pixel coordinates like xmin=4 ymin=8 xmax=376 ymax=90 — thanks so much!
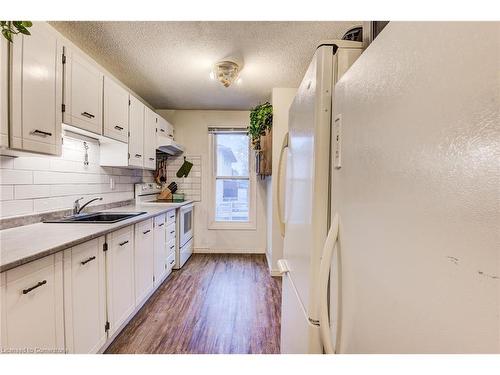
xmin=0 ymin=1 xmax=499 ymax=373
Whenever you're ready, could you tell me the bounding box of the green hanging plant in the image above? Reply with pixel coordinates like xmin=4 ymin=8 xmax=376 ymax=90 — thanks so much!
xmin=248 ymin=102 xmax=272 ymax=150
xmin=1 ymin=21 xmax=33 ymax=43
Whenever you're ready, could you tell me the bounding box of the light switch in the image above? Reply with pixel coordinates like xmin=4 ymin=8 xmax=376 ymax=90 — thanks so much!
xmin=333 ymin=114 xmax=342 ymax=169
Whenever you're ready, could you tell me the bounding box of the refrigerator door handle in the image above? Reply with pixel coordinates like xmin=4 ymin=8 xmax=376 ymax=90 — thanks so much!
xmin=277 ymin=132 xmax=289 ymax=237
xmin=318 ymin=213 xmax=340 ymax=354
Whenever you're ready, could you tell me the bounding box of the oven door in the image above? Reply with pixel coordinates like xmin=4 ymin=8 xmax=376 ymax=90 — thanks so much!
xmin=179 ymin=204 xmax=194 ymax=248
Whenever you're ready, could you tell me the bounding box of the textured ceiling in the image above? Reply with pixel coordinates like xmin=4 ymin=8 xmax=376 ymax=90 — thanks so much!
xmin=50 ymin=21 xmax=360 ymax=110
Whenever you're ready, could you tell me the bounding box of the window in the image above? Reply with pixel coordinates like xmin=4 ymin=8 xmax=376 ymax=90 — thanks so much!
xmin=209 ymin=129 xmax=255 ymax=229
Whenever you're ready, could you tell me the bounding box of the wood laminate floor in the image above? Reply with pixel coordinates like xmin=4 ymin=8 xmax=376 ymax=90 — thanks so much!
xmin=105 ymin=254 xmax=282 ymax=354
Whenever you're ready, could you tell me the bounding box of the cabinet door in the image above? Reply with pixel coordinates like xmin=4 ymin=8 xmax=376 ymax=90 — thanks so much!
xmin=134 ymin=219 xmax=154 ymax=305
xmin=0 ymin=37 xmax=8 ymax=148
xmin=63 ymin=47 xmax=103 ymax=135
xmin=153 ymin=214 xmax=167 ymax=286
xmin=165 ymin=118 xmax=175 ymax=139
xmin=143 ymin=107 xmax=157 ymax=170
xmin=106 ymin=225 xmax=135 ymax=336
xmin=128 ymin=95 xmax=145 ymax=168
xmin=0 ymin=253 xmax=64 ymax=352
xmin=10 ymin=22 xmax=62 ymax=155
xmin=63 ymin=238 xmax=106 ymax=354
xmin=103 ymin=76 xmax=129 ymax=143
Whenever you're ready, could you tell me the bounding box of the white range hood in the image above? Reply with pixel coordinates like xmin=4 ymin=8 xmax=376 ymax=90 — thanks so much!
xmin=156 ymin=134 xmax=185 ymax=155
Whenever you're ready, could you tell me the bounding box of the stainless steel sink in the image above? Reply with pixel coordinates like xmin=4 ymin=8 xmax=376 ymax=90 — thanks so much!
xmin=44 ymin=211 xmax=147 ymax=224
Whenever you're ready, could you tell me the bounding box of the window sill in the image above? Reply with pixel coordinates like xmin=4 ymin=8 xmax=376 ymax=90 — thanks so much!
xmin=208 ymin=221 xmax=256 ymax=231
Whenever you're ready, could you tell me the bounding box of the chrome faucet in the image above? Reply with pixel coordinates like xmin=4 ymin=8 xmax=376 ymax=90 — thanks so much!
xmin=73 ymin=197 xmax=103 ymax=215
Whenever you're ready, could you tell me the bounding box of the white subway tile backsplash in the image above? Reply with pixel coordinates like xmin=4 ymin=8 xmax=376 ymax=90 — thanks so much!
xmin=0 ymin=156 xmax=15 ymax=169
xmin=0 ymin=199 xmax=33 ymax=218
xmin=15 ymin=185 xmax=52 ymax=199
xmin=0 ymin=169 xmax=33 ymax=185
xmin=13 ymin=157 xmax=51 ymax=171
xmin=0 ymin=186 xmax=13 ymax=201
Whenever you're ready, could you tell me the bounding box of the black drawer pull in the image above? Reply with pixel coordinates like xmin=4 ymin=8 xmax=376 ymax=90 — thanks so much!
xmin=169 ymin=245 xmax=175 ymax=249
xmin=135 ymin=154 xmax=142 ymax=158
xmin=114 ymin=125 xmax=124 ymax=131
xmin=81 ymin=256 xmax=96 ymax=265
xmin=169 ymin=215 xmax=175 ymax=219
xmin=81 ymin=111 xmax=95 ymax=119
xmin=158 ymin=223 xmax=164 ymax=227
xmin=160 ymin=128 xmax=165 ymax=132
xmin=169 ymin=260 xmax=175 ymax=265
xmin=22 ymin=280 xmax=47 ymax=294
xmin=168 ymin=135 xmax=174 ymax=139
xmin=143 ymin=229 xmax=151 ymax=235
xmin=149 ymin=157 xmax=155 ymax=161
xmin=170 ymin=230 xmax=175 ymax=234
xmin=31 ymin=129 xmax=52 ymax=137
xmin=119 ymin=240 xmax=129 ymax=246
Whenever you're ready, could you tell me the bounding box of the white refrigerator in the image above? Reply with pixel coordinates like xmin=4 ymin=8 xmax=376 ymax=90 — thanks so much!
xmin=279 ymin=40 xmax=363 ymax=354
xmin=280 ymin=22 xmax=499 ymax=354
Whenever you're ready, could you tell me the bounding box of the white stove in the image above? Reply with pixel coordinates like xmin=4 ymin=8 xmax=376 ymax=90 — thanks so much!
xmin=135 ymin=183 xmax=194 ymax=269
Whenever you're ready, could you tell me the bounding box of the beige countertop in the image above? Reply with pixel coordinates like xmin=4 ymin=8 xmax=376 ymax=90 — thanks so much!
xmin=0 ymin=201 xmax=193 ymax=273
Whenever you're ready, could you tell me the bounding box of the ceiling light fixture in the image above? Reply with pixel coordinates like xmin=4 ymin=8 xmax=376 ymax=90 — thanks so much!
xmin=211 ymin=58 xmax=242 ymax=88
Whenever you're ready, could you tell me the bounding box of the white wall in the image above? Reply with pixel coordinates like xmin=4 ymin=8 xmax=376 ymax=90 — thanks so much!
xmin=158 ymin=110 xmax=267 ymax=254
xmin=0 ymin=134 xmax=153 ymax=218
xmin=266 ymin=88 xmax=297 ymax=274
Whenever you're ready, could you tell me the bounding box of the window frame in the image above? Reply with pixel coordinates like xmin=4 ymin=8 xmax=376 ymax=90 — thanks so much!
xmin=208 ymin=129 xmax=256 ymax=230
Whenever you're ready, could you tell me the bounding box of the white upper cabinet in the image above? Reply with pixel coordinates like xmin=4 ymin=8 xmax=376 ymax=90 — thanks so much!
xmin=144 ymin=107 xmax=157 ymax=170
xmin=0 ymin=253 xmax=65 ymax=352
xmin=158 ymin=116 xmax=175 ymax=139
xmin=128 ymin=95 xmax=145 ymax=168
xmin=63 ymin=47 xmax=103 ymax=135
xmin=0 ymin=37 xmax=8 ymax=148
xmin=103 ymin=76 xmax=129 ymax=143
xmin=63 ymin=238 xmax=107 ymax=354
xmin=10 ymin=22 xmax=62 ymax=155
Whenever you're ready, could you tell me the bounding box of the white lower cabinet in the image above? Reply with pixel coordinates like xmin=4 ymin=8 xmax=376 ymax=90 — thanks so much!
xmin=134 ymin=219 xmax=154 ymax=306
xmin=106 ymin=225 xmax=135 ymax=337
xmin=63 ymin=237 xmax=106 ymax=354
xmin=153 ymin=214 xmax=167 ymax=287
xmin=0 ymin=253 xmax=65 ymax=353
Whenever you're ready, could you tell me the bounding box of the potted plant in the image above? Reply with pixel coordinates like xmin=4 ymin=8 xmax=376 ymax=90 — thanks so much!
xmin=1 ymin=21 xmax=32 ymax=42
xmin=248 ymin=102 xmax=272 ymax=150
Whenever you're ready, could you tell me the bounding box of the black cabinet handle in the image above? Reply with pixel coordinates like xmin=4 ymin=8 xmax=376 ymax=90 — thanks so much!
xmin=81 ymin=111 xmax=95 ymax=119
xmin=149 ymin=157 xmax=155 ymax=161
xmin=22 ymin=280 xmax=47 ymax=294
xmin=114 ymin=125 xmax=124 ymax=131
xmin=169 ymin=245 xmax=175 ymax=249
xmin=169 ymin=260 xmax=175 ymax=265
xmin=119 ymin=240 xmax=129 ymax=246
xmin=135 ymin=154 xmax=142 ymax=158
xmin=158 ymin=223 xmax=164 ymax=227
xmin=81 ymin=256 xmax=96 ymax=265
xmin=143 ymin=229 xmax=151 ymax=235
xmin=31 ymin=129 xmax=52 ymax=137
xmin=160 ymin=129 xmax=165 ymax=132
xmin=169 ymin=215 xmax=175 ymax=219
xmin=170 ymin=230 xmax=175 ymax=234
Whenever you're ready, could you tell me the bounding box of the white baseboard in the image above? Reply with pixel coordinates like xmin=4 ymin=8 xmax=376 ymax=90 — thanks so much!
xmin=270 ymin=269 xmax=282 ymax=277
xmin=265 ymin=251 xmax=282 ymax=277
xmin=194 ymin=247 xmax=266 ymax=254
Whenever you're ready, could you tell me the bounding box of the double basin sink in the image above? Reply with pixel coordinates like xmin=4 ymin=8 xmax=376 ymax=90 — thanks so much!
xmin=45 ymin=211 xmax=146 ymax=224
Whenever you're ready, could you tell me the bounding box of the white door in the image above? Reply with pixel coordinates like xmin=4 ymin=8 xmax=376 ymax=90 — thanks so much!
xmin=134 ymin=219 xmax=154 ymax=306
xmin=128 ymin=95 xmax=145 ymax=167
xmin=63 ymin=47 xmax=103 ymax=135
xmin=106 ymin=225 xmax=135 ymax=336
xmin=103 ymin=76 xmax=129 ymax=143
xmin=153 ymin=214 xmax=167 ymax=286
xmin=10 ymin=22 xmax=62 ymax=155
xmin=143 ymin=107 xmax=157 ymax=170
xmin=282 ymin=46 xmax=334 ymax=332
xmin=0 ymin=37 xmax=8 ymax=147
xmin=0 ymin=253 xmax=65 ymax=352
xmin=63 ymin=237 xmax=107 ymax=354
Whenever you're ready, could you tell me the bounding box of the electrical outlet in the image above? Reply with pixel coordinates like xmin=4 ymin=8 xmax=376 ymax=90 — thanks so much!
xmin=110 ymin=177 xmax=115 ymax=190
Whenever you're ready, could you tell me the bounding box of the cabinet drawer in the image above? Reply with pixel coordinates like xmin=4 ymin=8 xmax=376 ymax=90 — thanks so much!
xmin=166 ymin=222 xmax=176 ymax=241
xmin=154 ymin=214 xmax=166 ymax=227
xmin=136 ymin=218 xmax=153 ymax=240
xmin=166 ymin=252 xmax=175 ymax=273
xmin=166 ymin=210 xmax=176 ymax=225
xmin=167 ymin=237 xmax=176 ymax=257
xmin=1 ymin=253 xmax=64 ymax=352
